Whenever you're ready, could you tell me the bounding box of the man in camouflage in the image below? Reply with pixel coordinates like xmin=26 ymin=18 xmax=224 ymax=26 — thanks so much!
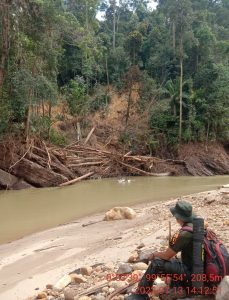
xmin=127 ymin=200 xmax=195 ymax=300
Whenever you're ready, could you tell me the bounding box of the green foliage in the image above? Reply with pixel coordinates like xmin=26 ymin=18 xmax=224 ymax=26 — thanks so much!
xmin=49 ymin=128 xmax=66 ymax=146
xmin=31 ymin=116 xmax=52 ymax=139
xmin=90 ymin=94 xmax=111 ymax=112
xmin=0 ymin=0 xmax=228 ymax=148
xmin=63 ymin=77 xmax=88 ymax=115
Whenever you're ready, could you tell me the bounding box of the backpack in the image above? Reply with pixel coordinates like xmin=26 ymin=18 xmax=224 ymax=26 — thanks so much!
xmin=182 ymin=226 xmax=229 ymax=282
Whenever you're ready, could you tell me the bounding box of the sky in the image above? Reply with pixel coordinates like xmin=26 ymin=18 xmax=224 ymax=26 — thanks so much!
xmin=97 ymin=0 xmax=157 ymax=20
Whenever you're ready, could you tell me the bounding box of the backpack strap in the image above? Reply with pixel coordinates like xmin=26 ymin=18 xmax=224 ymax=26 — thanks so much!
xmin=181 ymin=226 xmax=193 ymax=233
xmin=215 ymin=241 xmax=227 ymax=276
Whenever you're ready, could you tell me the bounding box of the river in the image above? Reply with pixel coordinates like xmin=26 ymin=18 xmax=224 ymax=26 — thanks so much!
xmin=0 ymin=176 xmax=229 ymax=245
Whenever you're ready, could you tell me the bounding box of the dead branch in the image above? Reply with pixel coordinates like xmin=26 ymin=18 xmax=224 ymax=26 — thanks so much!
xmin=9 ymin=144 xmax=32 ymax=170
xmin=59 ymin=172 xmax=94 ymax=187
xmin=106 ymin=280 xmax=140 ymax=300
xmin=42 ymin=141 xmax=51 ymax=169
xmin=84 ymin=127 xmax=96 ymax=145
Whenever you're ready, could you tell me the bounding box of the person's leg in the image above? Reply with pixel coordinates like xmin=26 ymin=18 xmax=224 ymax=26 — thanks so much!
xmin=126 ymin=258 xmax=190 ymax=300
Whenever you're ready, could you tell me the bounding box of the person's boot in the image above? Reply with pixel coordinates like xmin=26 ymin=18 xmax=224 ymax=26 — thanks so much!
xmin=125 ymin=294 xmax=150 ymax=300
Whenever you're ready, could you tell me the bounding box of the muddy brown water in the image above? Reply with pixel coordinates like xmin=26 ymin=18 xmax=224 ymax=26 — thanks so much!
xmin=0 ymin=176 xmax=229 ymax=245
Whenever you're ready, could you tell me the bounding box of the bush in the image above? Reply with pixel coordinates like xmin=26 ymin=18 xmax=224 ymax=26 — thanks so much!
xmin=62 ymin=77 xmax=88 ymax=115
xmin=31 ymin=116 xmax=52 ymax=139
xmin=49 ymin=128 xmax=66 ymax=146
xmin=90 ymin=94 xmax=111 ymax=112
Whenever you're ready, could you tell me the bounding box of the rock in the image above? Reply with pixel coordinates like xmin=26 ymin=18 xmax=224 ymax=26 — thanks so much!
xmin=54 ymin=274 xmax=72 ymax=290
xmin=94 ymin=266 xmax=102 ymax=272
xmin=109 ymin=281 xmax=127 ymax=289
xmin=46 ymin=284 xmax=53 ymax=290
xmin=80 ymin=266 xmax=93 ymax=276
xmin=104 ymin=207 xmax=136 ymax=221
xmin=102 ymin=287 xmax=109 ymax=293
xmin=223 ymin=221 xmax=229 ymax=226
xmin=138 ymin=250 xmax=153 ymax=262
xmin=64 ymin=287 xmax=77 ymax=300
xmin=132 ymin=262 xmax=148 ymax=271
xmin=137 ymin=243 xmax=145 ymax=249
xmin=126 ymin=270 xmax=143 ymax=283
xmin=117 ymin=263 xmax=133 ymax=274
xmin=91 ymin=294 xmax=106 ymax=300
xmin=216 ymin=276 xmax=229 ymax=300
xmin=70 ymin=273 xmax=87 ymax=284
xmin=128 ymin=252 xmax=138 ymax=263
xmin=108 ymin=287 xmax=115 ymax=294
xmin=105 ymin=262 xmax=115 ymax=271
xmin=78 ymin=297 xmax=91 ymax=300
xmin=37 ymin=292 xmax=47 ymax=299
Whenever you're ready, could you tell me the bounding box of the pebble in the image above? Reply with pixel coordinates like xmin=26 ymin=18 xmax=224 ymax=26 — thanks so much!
xmin=70 ymin=274 xmax=87 ymax=284
xmin=37 ymin=292 xmax=47 ymax=299
xmin=117 ymin=263 xmax=133 ymax=274
xmin=81 ymin=266 xmax=93 ymax=276
xmin=132 ymin=262 xmax=148 ymax=271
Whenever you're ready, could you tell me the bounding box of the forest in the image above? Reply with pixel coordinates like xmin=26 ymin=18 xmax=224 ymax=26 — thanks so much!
xmin=0 ymin=0 xmax=228 ymax=152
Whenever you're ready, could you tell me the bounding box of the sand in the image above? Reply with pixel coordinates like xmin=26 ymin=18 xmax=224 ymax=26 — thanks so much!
xmin=0 ymin=186 xmax=228 ymax=300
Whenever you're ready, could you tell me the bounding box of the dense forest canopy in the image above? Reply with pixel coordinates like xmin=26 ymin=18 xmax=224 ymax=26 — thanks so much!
xmin=0 ymin=0 xmax=228 ymax=149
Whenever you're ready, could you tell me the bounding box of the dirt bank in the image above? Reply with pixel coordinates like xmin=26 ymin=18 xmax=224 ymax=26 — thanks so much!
xmin=0 ymin=139 xmax=228 ymax=190
xmin=0 ymin=186 xmax=228 ymax=300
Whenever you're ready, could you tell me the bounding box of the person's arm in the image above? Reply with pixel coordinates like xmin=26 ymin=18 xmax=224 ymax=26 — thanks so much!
xmin=149 ymin=247 xmax=177 ymax=261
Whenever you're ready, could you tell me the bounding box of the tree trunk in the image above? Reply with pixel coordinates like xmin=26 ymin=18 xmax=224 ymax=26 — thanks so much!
xmin=112 ymin=0 xmax=116 ymax=49
xmin=172 ymin=21 xmax=176 ymax=55
xmin=48 ymin=100 xmax=52 ymax=118
xmin=25 ymin=88 xmax=33 ymax=142
xmin=0 ymin=154 xmax=68 ymax=187
xmin=188 ymin=82 xmax=193 ymax=138
xmin=125 ymin=85 xmax=132 ymax=129
xmin=179 ymin=35 xmax=183 ymax=142
xmin=0 ymin=1 xmax=10 ymax=95
xmin=105 ymin=55 xmax=110 ymax=100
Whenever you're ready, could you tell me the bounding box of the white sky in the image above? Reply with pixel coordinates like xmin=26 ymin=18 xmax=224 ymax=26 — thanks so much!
xmin=97 ymin=1 xmax=157 ymax=20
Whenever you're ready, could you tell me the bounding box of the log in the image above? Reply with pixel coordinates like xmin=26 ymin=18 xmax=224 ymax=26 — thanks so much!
xmin=0 ymin=155 xmax=68 ymax=187
xmin=107 ymin=280 xmax=139 ymax=300
xmin=119 ymin=161 xmax=170 ymax=177
xmin=0 ymin=169 xmax=33 ymax=190
xmin=84 ymin=126 xmax=96 ymax=145
xmin=68 ymin=161 xmax=104 ymax=168
xmin=28 ymin=152 xmax=75 ymax=180
xmin=59 ymin=172 xmax=94 ymax=187
xmin=77 ymin=280 xmax=108 ymax=297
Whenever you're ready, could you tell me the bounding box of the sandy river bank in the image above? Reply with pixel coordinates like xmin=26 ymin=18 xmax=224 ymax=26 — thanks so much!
xmin=0 ymin=186 xmax=228 ymax=300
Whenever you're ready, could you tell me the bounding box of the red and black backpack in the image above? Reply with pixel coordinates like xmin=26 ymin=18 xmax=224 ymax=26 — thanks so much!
xmin=182 ymin=226 xmax=229 ymax=282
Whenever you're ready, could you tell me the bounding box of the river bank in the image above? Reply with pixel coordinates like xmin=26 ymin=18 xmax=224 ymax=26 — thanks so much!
xmin=0 ymin=186 xmax=228 ymax=300
xmin=0 ymin=140 xmax=229 ymax=190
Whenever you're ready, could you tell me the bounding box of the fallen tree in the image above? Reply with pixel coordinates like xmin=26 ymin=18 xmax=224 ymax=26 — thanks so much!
xmin=0 ymin=139 xmax=228 ymax=190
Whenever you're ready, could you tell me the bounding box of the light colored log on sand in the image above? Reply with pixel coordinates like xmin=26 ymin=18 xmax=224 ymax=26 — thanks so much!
xmin=59 ymin=172 xmax=94 ymax=187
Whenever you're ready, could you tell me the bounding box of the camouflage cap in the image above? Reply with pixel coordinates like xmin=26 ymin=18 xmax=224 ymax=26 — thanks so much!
xmin=170 ymin=200 xmax=196 ymax=223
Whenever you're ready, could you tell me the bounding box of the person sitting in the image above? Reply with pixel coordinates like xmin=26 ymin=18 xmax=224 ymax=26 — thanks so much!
xmin=126 ymin=200 xmax=196 ymax=300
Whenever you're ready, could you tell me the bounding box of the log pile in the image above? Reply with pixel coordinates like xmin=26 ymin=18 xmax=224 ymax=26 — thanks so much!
xmin=0 ymin=140 xmax=184 ymax=189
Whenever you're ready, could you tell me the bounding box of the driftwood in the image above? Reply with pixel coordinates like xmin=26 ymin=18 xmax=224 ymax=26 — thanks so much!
xmin=0 ymin=168 xmax=33 ymax=190
xmin=84 ymin=127 xmax=96 ymax=145
xmin=59 ymin=172 xmax=94 ymax=187
xmin=28 ymin=152 xmax=75 ymax=180
xmin=77 ymin=280 xmax=108 ymax=297
xmin=0 ymin=140 xmax=185 ymax=189
xmin=5 ymin=155 xmax=68 ymax=187
xmin=106 ymin=280 xmax=139 ymax=300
